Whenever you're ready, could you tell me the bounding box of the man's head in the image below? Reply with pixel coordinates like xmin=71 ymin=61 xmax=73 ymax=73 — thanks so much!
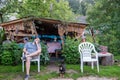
xmin=23 ymin=37 xmax=29 ymax=43
xmin=34 ymin=36 xmax=40 ymax=44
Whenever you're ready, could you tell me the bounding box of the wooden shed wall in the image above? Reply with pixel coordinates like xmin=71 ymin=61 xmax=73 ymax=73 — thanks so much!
xmin=0 ymin=18 xmax=88 ymax=43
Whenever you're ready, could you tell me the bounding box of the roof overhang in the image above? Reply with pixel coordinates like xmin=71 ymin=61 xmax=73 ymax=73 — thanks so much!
xmin=0 ymin=17 xmax=89 ymax=27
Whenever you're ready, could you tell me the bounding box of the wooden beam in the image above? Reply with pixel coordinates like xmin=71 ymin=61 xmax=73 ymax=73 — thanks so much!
xmin=13 ymin=33 xmax=35 ymax=37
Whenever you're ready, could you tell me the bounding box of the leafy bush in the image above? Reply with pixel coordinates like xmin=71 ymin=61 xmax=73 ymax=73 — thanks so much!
xmin=0 ymin=45 xmax=2 ymax=64
xmin=62 ymin=37 xmax=80 ymax=64
xmin=98 ymin=32 xmax=119 ymax=55
xmin=1 ymin=51 xmax=13 ymax=65
xmin=1 ymin=42 xmax=22 ymax=65
xmin=40 ymin=41 xmax=50 ymax=65
xmin=0 ymin=28 xmax=5 ymax=44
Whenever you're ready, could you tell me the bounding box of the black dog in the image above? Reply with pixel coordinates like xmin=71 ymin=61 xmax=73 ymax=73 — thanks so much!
xmin=59 ymin=61 xmax=66 ymax=77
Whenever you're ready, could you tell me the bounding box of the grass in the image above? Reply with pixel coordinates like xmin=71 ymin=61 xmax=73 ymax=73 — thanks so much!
xmin=66 ymin=64 xmax=120 ymax=79
xmin=0 ymin=62 xmax=120 ymax=80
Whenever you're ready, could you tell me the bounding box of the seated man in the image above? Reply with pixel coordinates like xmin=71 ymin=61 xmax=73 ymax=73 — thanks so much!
xmin=22 ymin=37 xmax=41 ymax=80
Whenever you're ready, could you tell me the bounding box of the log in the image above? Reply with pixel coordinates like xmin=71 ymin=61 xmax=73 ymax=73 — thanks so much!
xmin=100 ymin=54 xmax=114 ymax=66
xmin=87 ymin=53 xmax=114 ymax=66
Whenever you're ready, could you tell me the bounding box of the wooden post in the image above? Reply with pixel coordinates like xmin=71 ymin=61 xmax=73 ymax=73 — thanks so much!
xmin=31 ymin=20 xmax=38 ymax=36
xmin=90 ymin=27 xmax=96 ymax=43
xmin=58 ymin=24 xmax=65 ymax=46
xmin=0 ymin=12 xmax=3 ymax=22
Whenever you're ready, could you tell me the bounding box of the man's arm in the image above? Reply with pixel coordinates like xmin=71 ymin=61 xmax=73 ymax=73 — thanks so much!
xmin=23 ymin=48 xmax=29 ymax=54
xmin=23 ymin=42 xmax=29 ymax=54
xmin=35 ymin=38 xmax=41 ymax=53
xmin=25 ymin=38 xmax=41 ymax=57
xmin=36 ymin=43 xmax=41 ymax=53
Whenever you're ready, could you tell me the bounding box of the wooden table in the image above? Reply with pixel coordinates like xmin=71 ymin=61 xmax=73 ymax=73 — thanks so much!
xmin=98 ymin=52 xmax=114 ymax=66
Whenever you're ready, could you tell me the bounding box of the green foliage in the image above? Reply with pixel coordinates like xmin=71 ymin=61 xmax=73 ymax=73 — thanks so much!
xmin=0 ymin=0 xmax=76 ymax=22
xmin=0 ymin=28 xmax=5 ymax=44
xmin=15 ymin=0 xmax=75 ymax=21
xmin=0 ymin=45 xmax=2 ymax=63
xmin=1 ymin=42 xmax=22 ymax=65
xmin=0 ymin=0 xmax=19 ymax=22
xmin=67 ymin=0 xmax=81 ymax=14
xmin=1 ymin=51 xmax=12 ymax=65
xmin=67 ymin=0 xmax=94 ymax=16
xmin=40 ymin=41 xmax=50 ymax=65
xmin=98 ymin=32 xmax=119 ymax=55
xmin=62 ymin=37 xmax=80 ymax=64
xmin=0 ymin=28 xmax=6 ymax=63
xmin=66 ymin=64 xmax=120 ymax=79
xmin=87 ymin=0 xmax=120 ymax=55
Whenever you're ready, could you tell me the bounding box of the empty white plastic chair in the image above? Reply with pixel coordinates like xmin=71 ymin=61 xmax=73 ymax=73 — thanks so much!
xmin=78 ymin=42 xmax=99 ymax=72
xmin=22 ymin=53 xmax=40 ymax=72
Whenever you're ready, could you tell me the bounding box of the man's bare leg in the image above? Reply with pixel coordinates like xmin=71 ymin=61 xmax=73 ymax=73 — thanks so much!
xmin=26 ymin=57 xmax=31 ymax=75
xmin=26 ymin=50 xmax=41 ymax=57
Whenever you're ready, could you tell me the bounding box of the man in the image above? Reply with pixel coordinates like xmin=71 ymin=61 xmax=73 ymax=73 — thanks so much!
xmin=22 ymin=37 xmax=41 ymax=80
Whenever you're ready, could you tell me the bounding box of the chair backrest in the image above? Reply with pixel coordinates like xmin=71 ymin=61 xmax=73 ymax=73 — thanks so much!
xmin=78 ymin=42 xmax=97 ymax=60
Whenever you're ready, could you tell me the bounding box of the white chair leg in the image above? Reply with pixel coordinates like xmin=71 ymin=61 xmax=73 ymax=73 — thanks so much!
xmin=38 ymin=60 xmax=40 ymax=72
xmin=22 ymin=61 xmax=24 ymax=72
xmin=81 ymin=61 xmax=83 ymax=73
xmin=97 ymin=61 xmax=99 ymax=72
xmin=91 ymin=62 xmax=94 ymax=69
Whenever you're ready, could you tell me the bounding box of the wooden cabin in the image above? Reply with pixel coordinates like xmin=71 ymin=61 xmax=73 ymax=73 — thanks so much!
xmin=0 ymin=17 xmax=88 ymax=45
xmin=0 ymin=17 xmax=88 ymax=58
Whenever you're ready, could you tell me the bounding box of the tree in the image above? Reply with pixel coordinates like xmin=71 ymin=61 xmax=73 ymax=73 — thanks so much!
xmin=87 ymin=0 xmax=120 ymax=55
xmin=0 ymin=0 xmax=75 ymax=22
xmin=67 ymin=0 xmax=94 ymax=16
xmin=67 ymin=0 xmax=81 ymax=14
xmin=17 ymin=0 xmax=75 ymax=21
xmin=0 ymin=0 xmax=20 ymax=22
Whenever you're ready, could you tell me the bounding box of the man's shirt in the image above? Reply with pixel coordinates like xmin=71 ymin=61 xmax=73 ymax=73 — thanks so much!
xmin=24 ymin=42 xmax=41 ymax=54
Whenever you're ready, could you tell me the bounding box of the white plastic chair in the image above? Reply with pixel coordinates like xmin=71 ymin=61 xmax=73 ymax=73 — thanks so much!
xmin=78 ymin=42 xmax=99 ymax=73
xmin=22 ymin=53 xmax=40 ymax=72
